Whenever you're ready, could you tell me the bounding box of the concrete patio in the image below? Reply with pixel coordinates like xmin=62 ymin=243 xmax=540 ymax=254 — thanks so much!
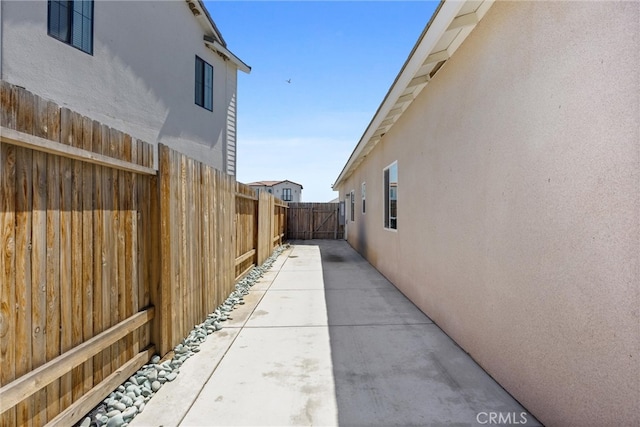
xmin=131 ymin=240 xmax=540 ymax=426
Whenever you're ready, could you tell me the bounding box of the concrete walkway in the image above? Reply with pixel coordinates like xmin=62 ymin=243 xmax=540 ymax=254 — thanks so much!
xmin=132 ymin=240 xmax=540 ymax=426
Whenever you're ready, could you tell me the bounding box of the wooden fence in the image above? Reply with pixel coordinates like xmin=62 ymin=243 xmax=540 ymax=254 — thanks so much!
xmin=0 ymin=82 xmax=286 ymax=426
xmin=287 ymin=203 xmax=343 ymax=239
xmin=235 ymin=184 xmax=287 ymax=281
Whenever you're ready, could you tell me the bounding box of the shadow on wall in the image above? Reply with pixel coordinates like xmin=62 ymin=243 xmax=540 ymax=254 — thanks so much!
xmin=355 ymin=217 xmax=369 ymax=261
xmin=4 ymin=1 xmax=229 ymax=166
xmin=99 ymin=2 xmax=229 ymax=159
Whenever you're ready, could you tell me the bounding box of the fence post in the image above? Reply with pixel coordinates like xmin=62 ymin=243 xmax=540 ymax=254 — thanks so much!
xmin=156 ymin=144 xmax=172 ymax=356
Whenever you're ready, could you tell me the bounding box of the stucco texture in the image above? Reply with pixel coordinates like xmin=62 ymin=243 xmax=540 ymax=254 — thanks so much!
xmin=1 ymin=1 xmax=238 ymax=170
xmin=339 ymin=2 xmax=639 ymax=426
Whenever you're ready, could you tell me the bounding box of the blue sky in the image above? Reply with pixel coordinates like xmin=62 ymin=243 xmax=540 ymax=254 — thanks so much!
xmin=205 ymin=1 xmax=438 ymax=201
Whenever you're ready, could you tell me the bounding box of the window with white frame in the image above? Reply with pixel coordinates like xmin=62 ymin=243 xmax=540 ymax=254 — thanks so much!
xmin=361 ymin=182 xmax=366 ymax=214
xmin=350 ymin=191 xmax=355 ymax=222
xmin=383 ymin=162 xmax=397 ymax=229
xmin=282 ymin=188 xmax=292 ymax=201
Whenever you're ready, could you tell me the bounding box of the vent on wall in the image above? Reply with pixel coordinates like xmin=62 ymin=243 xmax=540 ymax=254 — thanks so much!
xmin=430 ymin=60 xmax=446 ymax=79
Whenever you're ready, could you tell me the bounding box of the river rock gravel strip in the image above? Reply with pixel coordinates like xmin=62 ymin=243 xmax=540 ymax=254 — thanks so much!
xmin=76 ymin=244 xmax=290 ymax=427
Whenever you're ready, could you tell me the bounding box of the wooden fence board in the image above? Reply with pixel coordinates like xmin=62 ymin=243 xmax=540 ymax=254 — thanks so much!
xmin=45 ymin=131 xmax=62 ymax=420
xmin=136 ymin=140 xmax=149 ymax=355
xmin=158 ymin=144 xmax=172 ymax=355
xmin=30 ymin=146 xmax=48 ymax=427
xmin=92 ymin=121 xmax=105 ymax=386
xmin=114 ymin=129 xmax=126 ymax=370
xmin=14 ymin=82 xmax=34 ymax=426
xmin=101 ymin=125 xmax=114 ymax=381
xmin=201 ymin=167 xmax=210 ymax=316
xmin=15 ymin=145 xmax=33 ymax=427
xmin=69 ymin=115 xmax=86 ymax=402
xmin=81 ymin=119 xmax=95 ymax=396
xmin=1 ymin=141 xmax=17 ymax=427
xmin=59 ymin=111 xmax=73 ymax=412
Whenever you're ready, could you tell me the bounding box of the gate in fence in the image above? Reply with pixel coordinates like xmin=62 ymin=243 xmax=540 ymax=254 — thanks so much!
xmin=286 ymin=202 xmax=344 ymax=240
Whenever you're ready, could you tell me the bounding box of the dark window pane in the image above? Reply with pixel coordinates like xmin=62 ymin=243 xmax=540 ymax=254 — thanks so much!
xmin=204 ymin=63 xmax=213 ymax=110
xmin=350 ymin=192 xmax=355 ymax=221
xmin=195 ymin=57 xmax=204 ymax=107
xmin=71 ymin=10 xmax=83 ymax=48
xmin=195 ymin=57 xmax=213 ymax=111
xmin=384 ymin=168 xmax=390 ymax=227
xmin=82 ymin=16 xmax=92 ymax=51
xmin=48 ymin=1 xmax=71 ymax=42
xmin=389 ymin=163 xmax=397 ymax=229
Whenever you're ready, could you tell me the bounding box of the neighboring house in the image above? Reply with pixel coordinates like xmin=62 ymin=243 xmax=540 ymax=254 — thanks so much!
xmin=0 ymin=0 xmax=250 ymax=174
xmin=247 ymin=180 xmax=303 ymax=202
xmin=333 ymin=1 xmax=639 ymax=426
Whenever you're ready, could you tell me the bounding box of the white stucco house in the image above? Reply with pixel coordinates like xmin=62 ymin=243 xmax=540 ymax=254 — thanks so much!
xmin=247 ymin=180 xmax=303 ymax=202
xmin=0 ymin=0 xmax=250 ymax=174
xmin=333 ymin=0 xmax=639 ymax=426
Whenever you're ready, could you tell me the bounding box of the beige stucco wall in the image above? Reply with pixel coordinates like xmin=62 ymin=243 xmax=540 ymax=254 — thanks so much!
xmin=338 ymin=1 xmax=639 ymax=425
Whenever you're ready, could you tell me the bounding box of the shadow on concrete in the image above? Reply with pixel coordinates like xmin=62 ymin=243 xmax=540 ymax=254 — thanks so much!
xmin=296 ymin=239 xmax=542 ymax=427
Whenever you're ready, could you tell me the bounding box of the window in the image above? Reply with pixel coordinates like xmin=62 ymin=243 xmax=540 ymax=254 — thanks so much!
xmin=350 ymin=191 xmax=355 ymax=222
xmin=384 ymin=162 xmax=397 ymax=229
xmin=282 ymin=188 xmax=292 ymax=201
xmin=361 ymin=182 xmax=366 ymax=214
xmin=195 ymin=56 xmax=213 ymax=111
xmin=48 ymin=0 xmax=94 ymax=54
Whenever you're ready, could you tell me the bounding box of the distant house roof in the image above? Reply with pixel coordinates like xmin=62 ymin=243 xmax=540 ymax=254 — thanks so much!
xmin=247 ymin=180 xmax=304 ymax=189
xmin=333 ymin=0 xmax=494 ymax=188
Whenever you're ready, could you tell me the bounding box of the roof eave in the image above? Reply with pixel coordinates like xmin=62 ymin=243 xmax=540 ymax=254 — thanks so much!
xmin=204 ymin=37 xmax=252 ymax=74
xmin=332 ymin=0 xmax=495 ymax=189
xmin=194 ymin=0 xmax=226 ymax=46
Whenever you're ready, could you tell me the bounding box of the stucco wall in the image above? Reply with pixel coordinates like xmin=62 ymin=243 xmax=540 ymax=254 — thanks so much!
xmin=338 ymin=2 xmax=639 ymax=425
xmin=1 ymin=0 xmax=238 ymax=171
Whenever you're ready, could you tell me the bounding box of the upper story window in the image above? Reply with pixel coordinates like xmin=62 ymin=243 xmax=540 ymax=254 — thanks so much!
xmin=195 ymin=56 xmax=213 ymax=111
xmin=48 ymin=0 xmax=94 ymax=54
xmin=282 ymin=188 xmax=292 ymax=201
xmin=361 ymin=182 xmax=366 ymax=214
xmin=384 ymin=162 xmax=397 ymax=230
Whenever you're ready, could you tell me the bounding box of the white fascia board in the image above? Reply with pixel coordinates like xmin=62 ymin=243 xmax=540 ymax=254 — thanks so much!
xmin=332 ymin=0 xmax=467 ymax=189
xmin=204 ymin=38 xmax=252 ymax=74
